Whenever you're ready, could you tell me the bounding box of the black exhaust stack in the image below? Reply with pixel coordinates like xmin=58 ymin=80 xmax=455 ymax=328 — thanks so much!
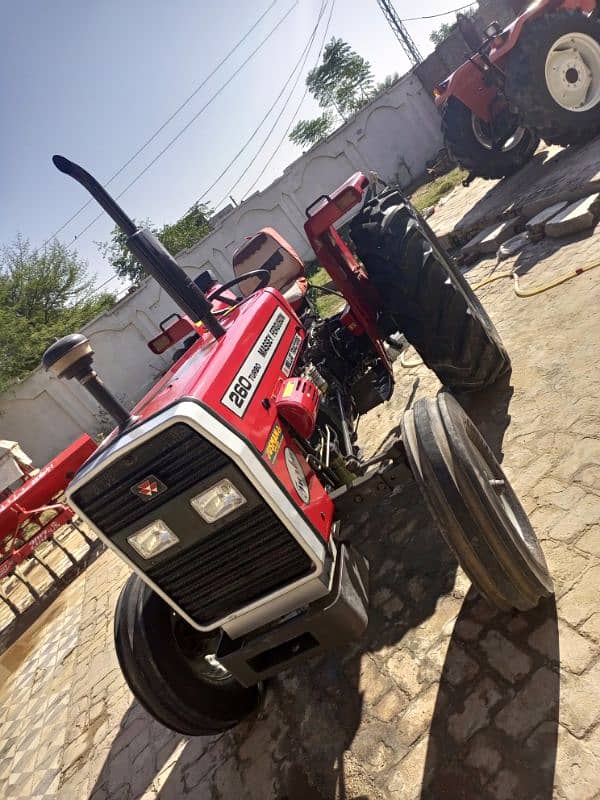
xmin=52 ymin=155 xmax=225 ymax=339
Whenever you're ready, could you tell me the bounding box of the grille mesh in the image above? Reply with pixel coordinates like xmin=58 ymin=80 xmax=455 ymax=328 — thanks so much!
xmin=148 ymin=504 xmax=313 ymax=625
xmin=73 ymin=423 xmax=228 ymax=536
xmin=74 ymin=422 xmax=315 ymax=626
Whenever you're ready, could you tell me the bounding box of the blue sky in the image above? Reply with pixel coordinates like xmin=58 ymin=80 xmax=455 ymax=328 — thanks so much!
xmin=0 ymin=0 xmax=456 ymax=289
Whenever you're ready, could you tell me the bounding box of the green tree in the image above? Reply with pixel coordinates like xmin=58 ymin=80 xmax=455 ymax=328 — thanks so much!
xmin=307 ymin=38 xmax=374 ymax=117
xmin=99 ymin=201 xmax=212 ymax=285
xmin=289 ymin=111 xmax=336 ymax=149
xmin=372 ymin=73 xmax=399 ymax=96
xmin=289 ymin=37 xmax=375 ymax=149
xmin=430 ymin=21 xmax=456 ymax=45
xmin=0 ymin=236 xmax=115 ymax=392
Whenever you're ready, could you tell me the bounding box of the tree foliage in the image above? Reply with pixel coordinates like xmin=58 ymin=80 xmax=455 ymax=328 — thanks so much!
xmin=289 ymin=111 xmax=336 ymax=149
xmin=99 ymin=201 xmax=212 ymax=285
xmin=430 ymin=21 xmax=456 ymax=45
xmin=307 ymin=38 xmax=374 ymax=117
xmin=290 ymin=38 xmax=377 ymax=150
xmin=0 ymin=236 xmax=115 ymax=392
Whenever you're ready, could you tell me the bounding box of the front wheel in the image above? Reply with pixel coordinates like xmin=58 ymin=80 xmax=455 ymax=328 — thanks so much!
xmin=441 ymin=97 xmax=539 ymax=179
xmin=505 ymin=10 xmax=600 ymax=146
xmin=402 ymin=394 xmax=553 ymax=610
xmin=350 ymin=188 xmax=510 ymax=391
xmin=114 ymin=574 xmax=263 ymax=736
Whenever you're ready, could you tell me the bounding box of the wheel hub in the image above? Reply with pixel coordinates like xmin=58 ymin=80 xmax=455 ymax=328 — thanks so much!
xmin=471 ymin=113 xmax=526 ymax=151
xmin=545 ymin=33 xmax=600 ymax=112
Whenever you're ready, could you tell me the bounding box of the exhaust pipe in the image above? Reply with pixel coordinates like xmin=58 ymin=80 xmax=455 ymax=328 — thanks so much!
xmin=52 ymin=156 xmax=225 ymax=339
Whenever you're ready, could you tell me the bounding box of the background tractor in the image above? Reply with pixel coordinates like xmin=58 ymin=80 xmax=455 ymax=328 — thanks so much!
xmin=435 ymin=0 xmax=600 ymax=180
xmin=42 ymin=157 xmax=552 ymax=736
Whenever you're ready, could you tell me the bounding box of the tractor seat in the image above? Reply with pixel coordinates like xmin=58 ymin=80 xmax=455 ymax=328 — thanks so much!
xmin=232 ymin=228 xmax=308 ymax=312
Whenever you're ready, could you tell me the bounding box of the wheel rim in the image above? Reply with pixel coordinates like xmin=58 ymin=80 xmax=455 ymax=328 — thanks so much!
xmin=545 ymin=32 xmax=600 ymax=112
xmin=172 ymin=616 xmax=232 ymax=684
xmin=471 ymin=114 xmax=526 ymax=151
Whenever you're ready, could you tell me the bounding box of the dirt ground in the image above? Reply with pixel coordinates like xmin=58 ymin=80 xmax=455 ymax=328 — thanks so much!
xmin=1 ymin=157 xmax=600 ymax=799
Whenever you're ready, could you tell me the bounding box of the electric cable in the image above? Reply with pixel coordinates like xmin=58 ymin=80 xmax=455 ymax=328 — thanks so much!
xmin=218 ymin=0 xmax=336 ymax=208
xmin=40 ymin=0 xmax=282 ymax=249
xmin=59 ymin=1 xmax=299 ymax=249
xmin=196 ymin=0 xmax=328 ymax=205
xmin=401 ymin=3 xmax=475 ymax=21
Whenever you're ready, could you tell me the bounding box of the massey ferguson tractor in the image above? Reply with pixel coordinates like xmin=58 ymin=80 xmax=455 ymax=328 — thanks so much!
xmin=435 ymin=0 xmax=600 ymax=180
xmin=42 ymin=156 xmax=552 ymax=736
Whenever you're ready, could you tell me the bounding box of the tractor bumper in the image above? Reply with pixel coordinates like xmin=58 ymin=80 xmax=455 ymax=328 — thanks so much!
xmin=216 ymin=543 xmax=369 ymax=687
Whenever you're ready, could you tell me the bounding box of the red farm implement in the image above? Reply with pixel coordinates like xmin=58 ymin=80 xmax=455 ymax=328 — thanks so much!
xmin=0 ymin=435 xmax=97 ymax=584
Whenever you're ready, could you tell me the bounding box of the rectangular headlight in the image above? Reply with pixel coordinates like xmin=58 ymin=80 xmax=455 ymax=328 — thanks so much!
xmin=127 ymin=520 xmax=179 ymax=559
xmin=190 ymin=478 xmax=246 ymax=523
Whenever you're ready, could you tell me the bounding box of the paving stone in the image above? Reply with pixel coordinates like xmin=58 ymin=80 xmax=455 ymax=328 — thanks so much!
xmin=387 ymin=735 xmax=432 ymax=800
xmin=454 ymin=619 xmax=483 ymax=642
xmin=480 ymin=630 xmax=533 ymax=683
xmin=462 ymin=218 xmax=520 ymax=259
xmin=494 ymin=667 xmax=558 ymax=739
xmin=545 ymin=193 xmax=600 ymax=238
xmin=358 ymin=656 xmax=389 ymax=705
xmin=553 ymin=722 xmax=600 ymax=800
xmin=580 ymin=612 xmax=600 ymax=643
xmin=397 ymin=684 xmax=440 ymax=746
xmin=372 ymin=689 xmax=408 ymax=722
xmin=560 ymin=661 xmax=600 ymax=737
xmin=464 ymin=730 xmax=502 ymax=784
xmin=525 ymin=200 xmax=568 ymax=240
xmin=447 ymin=677 xmax=504 ymax=743
xmin=386 ymin=649 xmax=425 ymax=698
xmin=559 ymin=564 xmax=600 ymax=627
xmin=575 ymin=525 xmax=600 ymax=557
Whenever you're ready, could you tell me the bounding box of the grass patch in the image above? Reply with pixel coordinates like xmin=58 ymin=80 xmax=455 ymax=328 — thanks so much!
xmin=410 ymin=167 xmax=466 ymax=212
xmin=308 ymin=265 xmax=346 ymax=317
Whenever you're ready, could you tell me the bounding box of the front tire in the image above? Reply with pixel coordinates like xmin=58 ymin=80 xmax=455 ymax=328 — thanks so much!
xmin=350 ymin=188 xmax=510 ymax=391
xmin=505 ymin=11 xmax=600 ymax=146
xmin=441 ymin=97 xmax=539 ymax=179
xmin=402 ymin=394 xmax=553 ymax=610
xmin=114 ymin=574 xmax=263 ymax=736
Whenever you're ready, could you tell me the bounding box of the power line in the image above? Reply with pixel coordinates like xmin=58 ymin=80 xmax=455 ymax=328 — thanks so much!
xmin=41 ymin=0 xmax=281 ymax=250
xmin=401 ymin=2 xmax=475 ymax=21
xmin=238 ymin=0 xmax=336 ymax=203
xmin=64 ymin=1 xmax=298 ymax=249
xmin=196 ymin=0 xmax=328 ymax=206
xmin=376 ymin=0 xmax=423 ymax=65
xmin=214 ymin=0 xmax=331 ymax=208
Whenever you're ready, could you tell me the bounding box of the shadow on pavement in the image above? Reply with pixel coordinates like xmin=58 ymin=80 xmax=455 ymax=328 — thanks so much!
xmin=420 ymin=591 xmax=559 ymax=800
xmin=86 ymin=373 xmax=558 ymax=800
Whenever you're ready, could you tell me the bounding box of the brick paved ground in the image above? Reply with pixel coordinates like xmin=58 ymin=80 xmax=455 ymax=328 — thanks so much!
xmin=1 ymin=171 xmax=600 ymax=799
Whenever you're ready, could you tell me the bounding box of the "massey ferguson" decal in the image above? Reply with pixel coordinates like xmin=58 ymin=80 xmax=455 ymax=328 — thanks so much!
xmin=222 ymin=308 xmax=290 ymax=417
xmin=131 ymin=475 xmax=167 ymax=501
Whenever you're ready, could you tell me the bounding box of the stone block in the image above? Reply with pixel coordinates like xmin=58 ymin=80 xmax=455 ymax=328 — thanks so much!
xmin=480 ymin=630 xmax=533 ymax=683
xmin=560 ymin=661 xmax=600 ymax=737
xmin=448 ymin=677 xmax=503 ymax=743
xmin=494 ymin=667 xmax=558 ymax=739
xmin=525 ymin=201 xmax=568 ymax=240
xmin=545 ymin=193 xmax=600 ymax=238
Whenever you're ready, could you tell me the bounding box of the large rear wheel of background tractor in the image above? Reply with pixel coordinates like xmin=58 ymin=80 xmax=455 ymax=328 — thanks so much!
xmin=114 ymin=574 xmax=263 ymax=736
xmin=441 ymin=97 xmax=540 ymax=179
xmin=402 ymin=393 xmax=553 ymax=610
xmin=505 ymin=11 xmax=600 ymax=146
xmin=350 ymin=188 xmax=510 ymax=391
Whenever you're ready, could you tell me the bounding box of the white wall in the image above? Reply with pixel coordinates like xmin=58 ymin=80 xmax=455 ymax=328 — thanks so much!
xmin=0 ymin=73 xmax=443 ymax=465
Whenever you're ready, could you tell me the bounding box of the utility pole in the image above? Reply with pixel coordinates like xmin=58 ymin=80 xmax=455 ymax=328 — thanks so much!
xmin=376 ymin=0 xmax=423 ymax=66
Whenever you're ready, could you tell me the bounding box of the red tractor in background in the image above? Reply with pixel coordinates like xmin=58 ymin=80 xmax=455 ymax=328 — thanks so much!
xmin=42 ymin=156 xmax=552 ymax=737
xmin=435 ymin=0 xmax=600 ymax=180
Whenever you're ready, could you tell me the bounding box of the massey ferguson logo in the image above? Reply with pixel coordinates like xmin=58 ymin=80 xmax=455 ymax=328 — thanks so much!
xmin=131 ymin=475 xmax=167 ymax=501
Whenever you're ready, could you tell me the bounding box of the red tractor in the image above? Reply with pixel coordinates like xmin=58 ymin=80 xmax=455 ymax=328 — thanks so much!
xmin=43 ymin=156 xmax=552 ymax=736
xmin=435 ymin=0 xmax=600 ymax=180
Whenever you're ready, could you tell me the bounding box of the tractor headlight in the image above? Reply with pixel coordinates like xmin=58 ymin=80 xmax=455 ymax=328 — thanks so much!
xmin=127 ymin=520 xmax=179 ymax=559
xmin=191 ymin=479 xmax=246 ymax=523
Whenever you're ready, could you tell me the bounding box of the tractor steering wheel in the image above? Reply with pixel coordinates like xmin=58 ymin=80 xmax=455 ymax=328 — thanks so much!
xmin=208 ymin=269 xmax=271 ymax=306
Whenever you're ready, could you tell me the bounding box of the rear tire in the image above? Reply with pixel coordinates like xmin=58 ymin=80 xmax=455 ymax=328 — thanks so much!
xmin=441 ymin=97 xmax=539 ymax=179
xmin=350 ymin=188 xmax=510 ymax=391
xmin=506 ymin=11 xmax=600 ymax=146
xmin=402 ymin=394 xmax=553 ymax=610
xmin=114 ymin=574 xmax=263 ymax=736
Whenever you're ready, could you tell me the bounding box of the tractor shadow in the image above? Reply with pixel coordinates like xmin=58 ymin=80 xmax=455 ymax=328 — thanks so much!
xmin=87 ymin=374 xmax=558 ymax=799
xmin=451 ymin=135 xmax=600 ymax=238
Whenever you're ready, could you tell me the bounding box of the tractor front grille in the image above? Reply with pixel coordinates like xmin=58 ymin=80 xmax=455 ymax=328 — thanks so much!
xmin=73 ymin=421 xmax=315 ymax=627
xmin=73 ymin=423 xmax=228 ymax=536
xmin=147 ymin=504 xmax=314 ymax=626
